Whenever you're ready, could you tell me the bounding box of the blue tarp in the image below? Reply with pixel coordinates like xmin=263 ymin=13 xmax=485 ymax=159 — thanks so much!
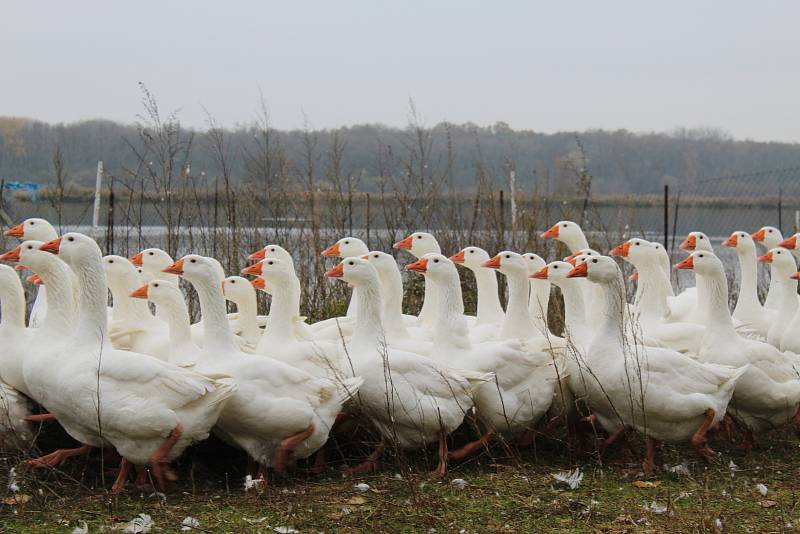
xmin=2 ymin=181 xmax=41 ymax=202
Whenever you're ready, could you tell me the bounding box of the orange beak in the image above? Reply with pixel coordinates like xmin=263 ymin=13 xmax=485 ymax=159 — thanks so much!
xmin=752 ymin=228 xmax=766 ymax=242
xmin=566 ymin=256 xmax=578 ymax=266
xmin=482 ymin=255 xmax=502 ymax=269
xmin=325 ymin=263 xmax=345 ymax=278
xmin=791 ymin=272 xmax=800 ymax=280
xmin=405 ymin=258 xmax=429 ymax=273
xmin=321 ymin=243 xmax=341 ymax=257
xmin=14 ymin=265 xmax=27 ymax=271
xmin=130 ymin=252 xmax=144 ymax=266
xmin=758 ymin=251 xmax=773 ymax=263
xmin=541 ymin=224 xmax=559 ymax=239
xmin=0 ymin=247 xmax=22 ymax=262
xmin=39 ymin=238 xmax=62 ymax=254
xmin=249 ymin=248 xmax=266 ymax=261
xmin=251 ymin=278 xmax=266 ymax=290
xmin=4 ymin=223 xmax=24 ymax=238
xmin=449 ymin=250 xmax=466 ymax=264
xmin=163 ymin=258 xmax=185 ymax=275
xmin=393 ymin=235 xmax=414 ymax=250
xmin=679 ymin=235 xmax=696 ymax=251
xmin=629 ymin=271 xmax=639 ymax=282
xmin=780 ymin=235 xmax=797 ymax=250
xmin=566 ymin=261 xmax=588 ymax=278
xmin=129 ymin=284 xmax=149 ymax=299
xmin=609 ymin=241 xmax=631 ymax=257
xmin=27 ymin=274 xmax=43 ymax=285
xmin=531 ymin=266 xmax=548 ymax=280
xmin=723 ymin=234 xmax=738 ymax=248
xmin=675 ymin=256 xmax=694 ymax=270
xmin=241 ymin=262 xmax=263 ymax=276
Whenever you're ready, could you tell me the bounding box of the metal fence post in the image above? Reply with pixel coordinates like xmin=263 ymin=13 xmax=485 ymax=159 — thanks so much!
xmin=663 ymin=184 xmax=669 ymax=249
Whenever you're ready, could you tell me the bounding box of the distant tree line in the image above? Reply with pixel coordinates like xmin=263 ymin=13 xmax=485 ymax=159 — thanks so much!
xmin=1 ymin=110 xmax=799 ymax=197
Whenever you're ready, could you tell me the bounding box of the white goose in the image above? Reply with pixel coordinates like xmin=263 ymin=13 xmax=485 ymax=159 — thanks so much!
xmin=37 ymin=234 xmax=237 ymax=492
xmin=4 ymin=218 xmax=58 ymax=327
xmin=780 ymin=233 xmax=800 ymax=260
xmin=542 ymin=220 xmax=590 ymax=253
xmin=406 ymin=254 xmax=559 ymax=454
xmin=322 ymin=236 xmax=369 ymax=317
xmin=523 ymin=253 xmax=551 ymax=336
xmin=169 ymin=254 xmax=361 ymax=478
xmin=450 ymin=246 xmax=504 ymax=326
xmin=567 ymin=255 xmax=746 ymax=471
xmin=221 ymin=275 xmax=262 ymax=352
xmin=752 ymin=226 xmax=785 ymax=311
xmin=723 ymin=231 xmax=774 ymax=337
xmin=393 ymin=232 xmax=441 ymax=328
xmin=0 ymin=264 xmax=34 ymax=396
xmin=326 ymin=256 xmax=488 ymax=476
xmin=758 ymin=247 xmax=798 ymax=348
xmin=677 ymin=251 xmax=800 ymax=441
xmin=130 ymin=248 xmax=180 ymax=285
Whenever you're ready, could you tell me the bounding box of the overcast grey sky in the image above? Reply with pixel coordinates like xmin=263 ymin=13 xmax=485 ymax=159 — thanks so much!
xmin=3 ymin=1 xmax=799 ymax=142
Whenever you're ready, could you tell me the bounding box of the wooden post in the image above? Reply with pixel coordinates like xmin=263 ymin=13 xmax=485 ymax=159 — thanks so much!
xmin=91 ymin=161 xmax=103 ymax=239
xmin=778 ymin=186 xmax=783 ymax=232
xmin=663 ymin=184 xmax=669 ymax=249
xmin=499 ymin=189 xmax=506 ymax=250
xmin=366 ymin=192 xmax=371 ymax=248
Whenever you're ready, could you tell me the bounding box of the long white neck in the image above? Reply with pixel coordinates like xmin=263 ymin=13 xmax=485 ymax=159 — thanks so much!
xmin=554 ymin=279 xmax=590 ymax=343
xmin=432 ymin=273 xmax=472 ymax=350
xmin=499 ymin=270 xmax=535 ymax=340
xmin=631 ymin=259 xmax=671 ymax=321
xmin=0 ymin=279 xmax=26 ymax=329
xmin=349 ymin=275 xmax=387 ymax=355
xmin=528 ymin=278 xmax=550 ymax=333
xmin=732 ymin=246 xmax=763 ymax=322
xmin=378 ymin=268 xmax=408 ymax=337
xmin=158 ymin=296 xmax=194 ymax=350
xmin=232 ymin=292 xmax=260 ymax=340
xmin=764 ymin=267 xmax=781 ymax=310
xmin=192 ymin=276 xmax=239 ymax=355
xmin=108 ymin=276 xmax=153 ymax=324
xmin=564 ymin=233 xmax=590 ymax=253
xmin=417 ymin=280 xmax=439 ymax=326
xmin=591 ymin=273 xmax=628 ymax=350
xmin=698 ymin=268 xmax=738 ymax=351
xmin=71 ymin=256 xmax=110 ymax=347
xmin=259 ymin=278 xmax=299 ymax=348
xmin=38 ymin=260 xmax=77 ymax=336
xmin=469 ymin=267 xmax=504 ymax=324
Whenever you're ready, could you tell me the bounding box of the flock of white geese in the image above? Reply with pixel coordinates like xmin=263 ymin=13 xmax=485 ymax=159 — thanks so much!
xmin=0 ymin=217 xmax=800 ymax=493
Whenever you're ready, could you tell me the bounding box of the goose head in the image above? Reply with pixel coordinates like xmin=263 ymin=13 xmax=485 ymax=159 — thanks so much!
xmin=243 ymin=257 xmax=293 ymax=287
xmin=325 ymin=256 xmax=379 ymax=288
xmin=14 ymin=240 xmax=56 ymax=277
xmin=40 ymin=233 xmax=102 ymax=268
xmin=450 ymin=246 xmax=491 ymax=271
xmin=679 ymin=231 xmax=712 ymax=252
xmin=130 ymin=279 xmax=182 ymax=308
xmin=675 ymin=250 xmax=724 ymax=278
xmin=541 ymin=220 xmax=582 ymax=245
xmin=532 ymin=260 xmax=573 ymax=287
xmin=221 ymin=275 xmax=256 ymax=306
xmin=565 ymin=248 xmax=599 ymax=264
xmin=103 ymin=255 xmax=142 ymax=288
xmin=405 ymin=253 xmax=457 ymax=284
xmin=363 ymin=250 xmax=401 ymax=278
xmin=482 ymin=251 xmax=528 ymax=277
xmin=393 ymin=232 xmax=440 ymax=258
xmin=522 ymin=253 xmax=547 ymax=276
xmin=752 ymin=226 xmax=783 ymax=249
xmin=5 ymin=218 xmax=57 ymax=242
xmin=758 ymin=247 xmax=796 ymax=277
xmin=567 ymin=255 xmax=619 ymax=283
xmin=165 ymin=254 xmax=220 ymax=286
xmin=723 ymin=231 xmax=757 ymax=254
xmin=322 ymin=237 xmax=368 ymax=258
xmin=130 ymin=248 xmax=174 ymax=274
xmin=249 ymin=244 xmax=295 ymax=268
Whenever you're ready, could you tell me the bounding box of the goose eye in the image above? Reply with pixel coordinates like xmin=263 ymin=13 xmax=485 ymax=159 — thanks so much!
xmin=67 ymin=237 xmax=74 ymax=242
xmin=553 ymin=265 xmax=558 ymax=269
xmin=699 ymin=254 xmax=704 ymax=258
xmin=26 ymin=245 xmax=31 ymax=249
xmin=505 ymin=254 xmax=510 ymax=259
xmin=699 ymin=235 xmax=704 ymax=239
xmin=768 ymin=229 xmax=773 ymax=233
xmin=469 ymin=250 xmax=474 ymax=254
xmin=373 ymin=254 xmax=379 ymax=258
xmin=433 ymin=259 xmax=439 ymax=263
xmin=416 ymin=235 xmax=422 ymax=239
xmin=592 ymin=259 xmax=598 ymax=263
xmin=268 ymin=261 xmax=274 ymax=265
xmin=148 ymin=252 xmax=154 ymax=255
xmin=562 ymin=224 xmax=568 ymax=228
xmin=348 ymin=261 xmax=354 ymax=265
xmin=190 ymin=259 xmax=196 ymax=263
xmin=154 ymin=283 xmax=159 ymax=287
xmin=270 ymin=248 xmax=275 ymax=252
xmin=635 ymin=242 xmax=640 ymax=246
xmin=344 ymin=241 xmax=350 ymax=245
xmin=29 ymin=222 xmax=34 ymax=225
xmin=109 ymin=260 xmax=114 ymax=263
xmin=230 ymin=280 xmax=236 ymax=284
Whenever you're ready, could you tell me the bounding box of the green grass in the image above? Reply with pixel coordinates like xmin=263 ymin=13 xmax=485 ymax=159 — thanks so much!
xmin=2 ymin=430 xmax=800 ymax=533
